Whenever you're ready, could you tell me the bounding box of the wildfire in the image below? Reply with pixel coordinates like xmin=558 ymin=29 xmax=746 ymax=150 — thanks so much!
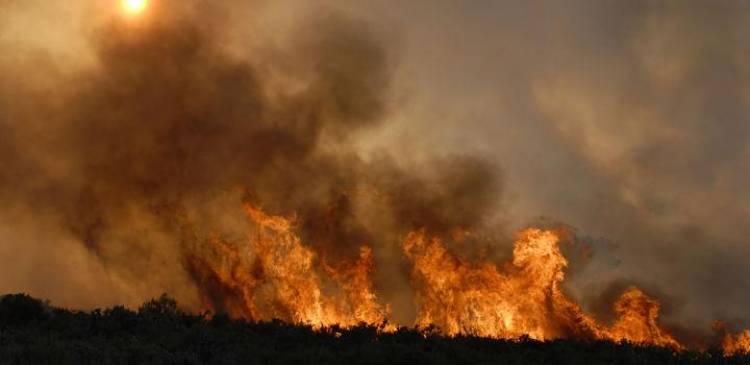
xmin=401 ymin=229 xmax=577 ymax=339
xmin=723 ymin=331 xmax=750 ymax=355
xmin=607 ymin=287 xmax=681 ymax=349
xmin=715 ymin=323 xmax=750 ymax=355
xmin=187 ymin=202 xmax=389 ymax=328
xmin=401 ymin=228 xmax=681 ymax=348
xmin=183 ymin=200 xmax=750 ymax=354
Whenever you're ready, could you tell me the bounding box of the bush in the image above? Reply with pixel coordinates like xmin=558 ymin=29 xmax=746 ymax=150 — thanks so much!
xmin=1 ymin=293 xmax=749 ymax=365
xmin=0 ymin=293 xmax=48 ymax=326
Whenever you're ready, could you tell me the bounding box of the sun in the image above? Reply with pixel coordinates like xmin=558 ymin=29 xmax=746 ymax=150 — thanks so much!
xmin=122 ymin=0 xmax=148 ymax=15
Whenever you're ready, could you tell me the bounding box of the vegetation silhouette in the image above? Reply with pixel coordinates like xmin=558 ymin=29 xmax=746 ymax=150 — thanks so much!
xmin=0 ymin=293 xmax=747 ymax=364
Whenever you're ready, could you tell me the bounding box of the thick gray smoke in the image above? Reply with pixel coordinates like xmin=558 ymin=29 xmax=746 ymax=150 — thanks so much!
xmin=333 ymin=0 xmax=750 ymax=336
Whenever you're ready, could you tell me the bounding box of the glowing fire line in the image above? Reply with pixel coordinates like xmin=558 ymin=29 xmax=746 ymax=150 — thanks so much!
xmin=185 ymin=202 xmax=748 ymax=354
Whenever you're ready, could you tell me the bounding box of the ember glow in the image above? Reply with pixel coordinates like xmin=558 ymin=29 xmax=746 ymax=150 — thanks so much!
xmin=1 ymin=0 xmax=750 ymax=357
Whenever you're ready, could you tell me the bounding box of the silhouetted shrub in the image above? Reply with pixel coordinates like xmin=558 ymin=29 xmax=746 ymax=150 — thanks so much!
xmin=1 ymin=293 xmax=749 ymax=365
xmin=139 ymin=293 xmax=181 ymax=316
xmin=0 ymin=293 xmax=47 ymax=326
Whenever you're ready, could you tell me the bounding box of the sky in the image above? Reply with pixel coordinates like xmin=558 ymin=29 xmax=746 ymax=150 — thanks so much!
xmin=1 ymin=0 xmax=749 ymax=335
xmin=330 ymin=0 xmax=750 ymax=331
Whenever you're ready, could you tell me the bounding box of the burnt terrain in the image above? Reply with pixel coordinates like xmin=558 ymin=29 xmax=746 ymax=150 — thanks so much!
xmin=0 ymin=293 xmax=747 ymax=365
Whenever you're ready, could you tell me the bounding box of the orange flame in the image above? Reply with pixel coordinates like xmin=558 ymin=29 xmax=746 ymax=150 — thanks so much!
xmin=723 ymin=331 xmax=750 ymax=355
xmin=607 ymin=287 xmax=682 ymax=349
xmin=715 ymin=322 xmax=750 ymax=355
xmin=186 ymin=202 xmax=713 ymax=350
xmin=401 ymin=228 xmax=581 ymax=339
xmin=401 ymin=228 xmax=682 ymax=348
xmin=187 ymin=202 xmax=388 ymax=328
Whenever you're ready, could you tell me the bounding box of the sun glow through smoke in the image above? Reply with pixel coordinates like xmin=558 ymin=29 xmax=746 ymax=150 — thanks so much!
xmin=122 ymin=0 xmax=148 ymax=15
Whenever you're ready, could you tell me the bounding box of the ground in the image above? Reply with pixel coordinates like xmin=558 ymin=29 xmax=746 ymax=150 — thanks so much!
xmin=0 ymin=293 xmax=747 ymax=365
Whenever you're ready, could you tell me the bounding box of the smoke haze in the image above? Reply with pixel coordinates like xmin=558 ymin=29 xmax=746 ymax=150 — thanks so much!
xmin=1 ymin=0 xmax=749 ymax=341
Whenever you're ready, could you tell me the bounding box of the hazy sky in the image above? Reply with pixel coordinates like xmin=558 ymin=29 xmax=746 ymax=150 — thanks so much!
xmin=329 ymin=0 xmax=750 ymax=330
xmin=1 ymin=0 xmax=749 ymax=334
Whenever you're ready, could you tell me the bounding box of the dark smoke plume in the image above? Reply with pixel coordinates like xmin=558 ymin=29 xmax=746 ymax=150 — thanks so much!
xmin=6 ymin=0 xmax=748 ymax=346
xmin=0 ymin=1 xmax=502 ymax=319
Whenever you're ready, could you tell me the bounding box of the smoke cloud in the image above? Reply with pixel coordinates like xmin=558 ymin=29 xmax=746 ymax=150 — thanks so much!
xmin=1 ymin=0 xmax=749 ymax=342
xmin=0 ymin=0 xmax=502 ymax=321
xmin=334 ymin=0 xmax=750 ymax=334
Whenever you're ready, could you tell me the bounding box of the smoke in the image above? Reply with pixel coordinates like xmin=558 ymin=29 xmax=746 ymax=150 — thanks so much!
xmin=1 ymin=0 xmax=750 ymax=343
xmin=0 ymin=0 xmax=502 ymax=320
xmin=323 ymin=0 xmax=750 ymax=332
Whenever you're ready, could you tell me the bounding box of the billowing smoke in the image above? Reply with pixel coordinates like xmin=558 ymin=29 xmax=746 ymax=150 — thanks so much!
xmin=0 ymin=0 xmax=502 ymax=321
xmin=2 ymin=0 xmax=750 ymax=350
xmin=333 ymin=0 xmax=750 ymax=337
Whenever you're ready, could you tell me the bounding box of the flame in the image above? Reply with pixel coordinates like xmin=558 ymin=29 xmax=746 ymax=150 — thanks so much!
xmin=186 ymin=202 xmax=389 ymax=328
xmin=607 ymin=287 xmax=682 ymax=349
xmin=401 ymin=228 xmax=576 ymax=339
xmin=401 ymin=228 xmax=682 ymax=348
xmin=723 ymin=330 xmax=750 ymax=355
xmin=185 ymin=201 xmax=697 ymax=349
xmin=715 ymin=322 xmax=750 ymax=355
